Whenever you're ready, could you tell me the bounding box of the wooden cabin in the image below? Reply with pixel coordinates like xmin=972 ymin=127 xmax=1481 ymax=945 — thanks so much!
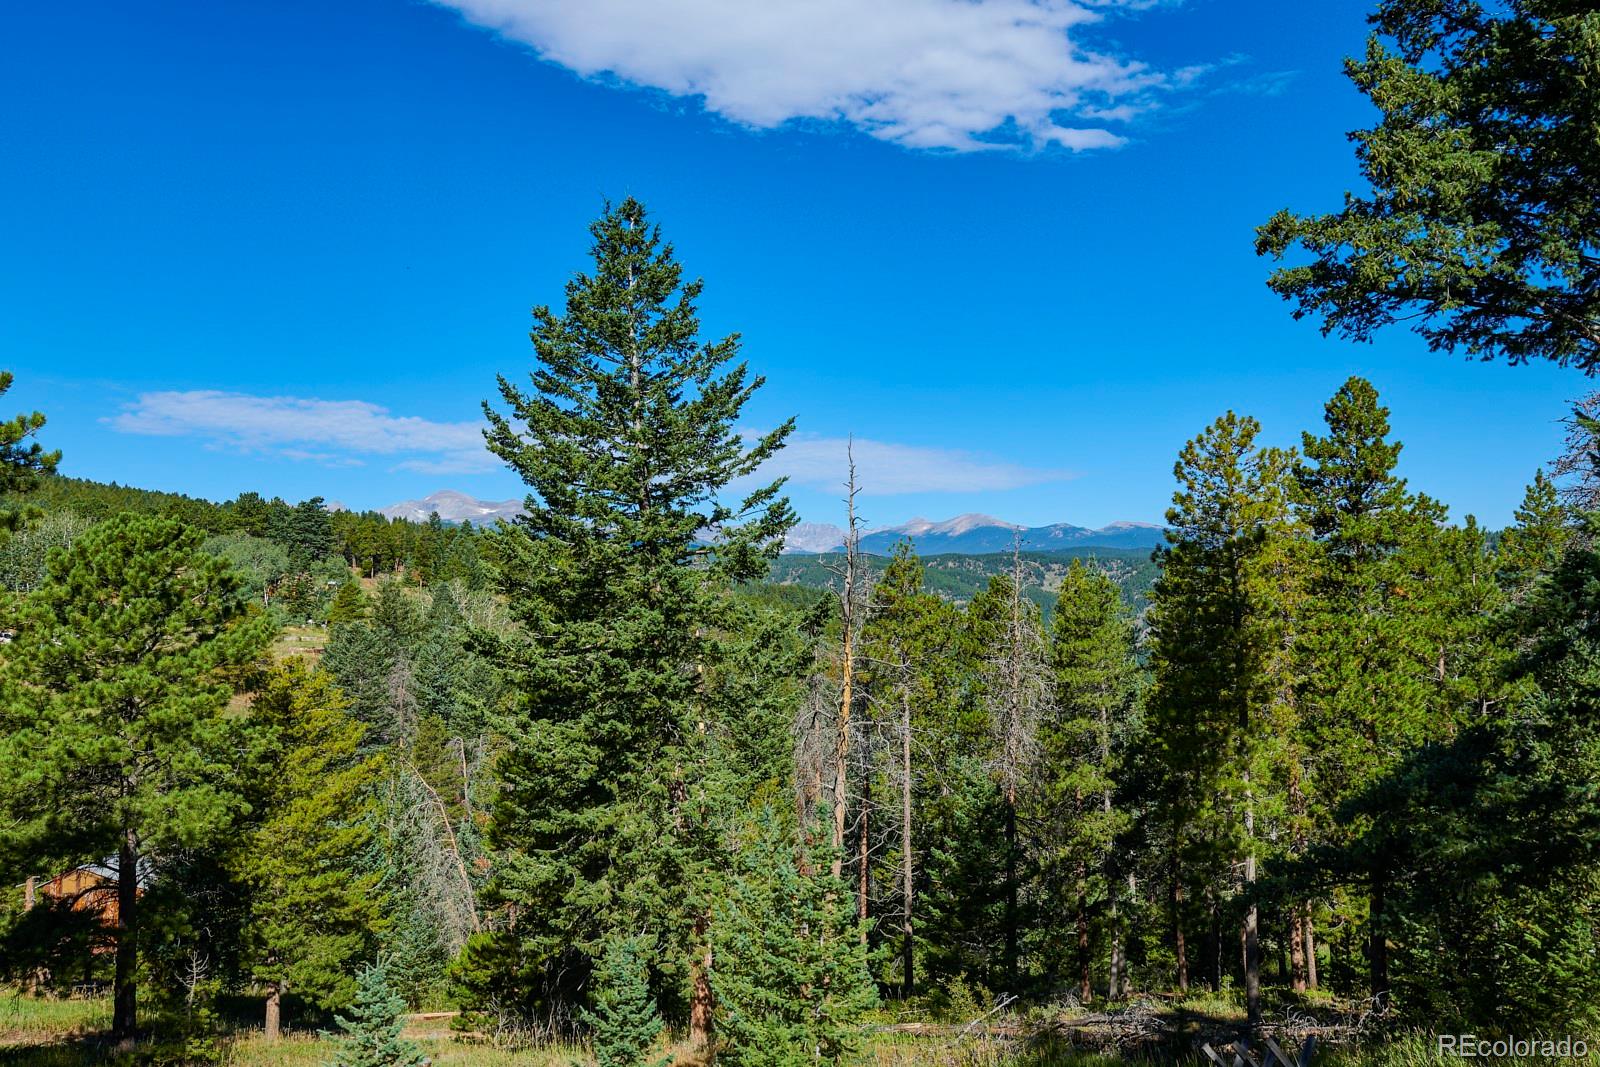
xmin=20 ymin=865 xmax=123 ymax=928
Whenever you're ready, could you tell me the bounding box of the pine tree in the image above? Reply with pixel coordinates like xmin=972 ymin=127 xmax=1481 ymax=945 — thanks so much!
xmin=1041 ymin=560 xmax=1140 ymax=1001
xmin=238 ymin=661 xmax=387 ymax=1039
xmin=327 ymin=580 xmax=370 ymax=629
xmin=0 ymin=514 xmax=273 ymax=1042
xmin=273 ymin=497 xmax=336 ymax=571
xmin=1498 ymin=470 xmax=1570 ymax=600
xmin=328 ymin=960 xmax=428 ymax=1067
xmin=0 ymin=370 xmax=60 ymax=532
xmin=1332 ymin=517 xmax=1600 ymax=1028
xmin=584 ymin=936 xmax=667 ymax=1067
xmin=1145 ymin=412 xmax=1303 ymax=1025
xmin=710 ymin=807 xmax=877 ymax=1067
xmin=860 ymin=545 xmax=963 ymax=998
xmin=1257 ymin=0 xmax=1600 ymax=371
xmin=478 ymin=198 xmax=794 ymax=1034
xmin=1291 ymin=377 xmax=1451 ymax=1007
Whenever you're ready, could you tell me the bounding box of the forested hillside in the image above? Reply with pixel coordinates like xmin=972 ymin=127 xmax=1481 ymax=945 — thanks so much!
xmin=769 ymin=547 xmax=1160 ymax=614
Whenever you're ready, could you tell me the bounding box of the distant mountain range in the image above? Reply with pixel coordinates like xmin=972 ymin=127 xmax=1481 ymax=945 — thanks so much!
xmin=782 ymin=513 xmax=1165 ymax=554
xmin=376 ymin=494 xmax=1165 ymax=553
xmin=379 ymin=489 xmax=525 ymax=524
xmin=770 ymin=546 xmax=1161 ymax=613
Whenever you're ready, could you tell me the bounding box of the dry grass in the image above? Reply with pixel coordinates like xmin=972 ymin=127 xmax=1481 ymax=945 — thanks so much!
xmin=5 ymin=989 xmax=1592 ymax=1067
xmin=269 ymin=624 xmax=327 ymax=661
xmin=224 ymin=1032 xmax=586 ymax=1066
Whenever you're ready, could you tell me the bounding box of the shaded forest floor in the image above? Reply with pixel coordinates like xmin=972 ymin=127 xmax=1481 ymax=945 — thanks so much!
xmin=4 ymin=991 xmax=1596 ymax=1066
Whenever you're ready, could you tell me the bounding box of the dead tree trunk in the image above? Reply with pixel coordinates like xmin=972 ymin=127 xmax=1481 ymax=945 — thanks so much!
xmin=991 ymin=544 xmax=1042 ymax=992
xmin=830 ymin=445 xmax=861 ymax=882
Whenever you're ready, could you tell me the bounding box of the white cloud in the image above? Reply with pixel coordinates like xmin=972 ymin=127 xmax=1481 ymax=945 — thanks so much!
xmin=434 ymin=0 xmax=1187 ymax=152
xmin=109 ymin=393 xmax=1070 ymax=494
xmin=749 ymin=431 xmax=1073 ymax=494
xmin=110 ymin=390 xmax=497 ymax=473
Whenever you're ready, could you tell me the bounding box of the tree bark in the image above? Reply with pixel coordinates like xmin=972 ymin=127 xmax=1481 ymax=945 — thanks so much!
xmin=1101 ymin=711 xmax=1122 ymax=1001
xmin=831 ymin=644 xmax=852 ymax=880
xmin=264 ymin=983 xmax=281 ymax=1042
xmin=831 ymin=451 xmax=860 ymax=881
xmin=1305 ymin=908 xmax=1319 ymax=990
xmin=1290 ymin=905 xmax=1308 ymax=993
xmin=1107 ymin=891 xmax=1124 ymax=1002
xmin=689 ymin=940 xmax=714 ymax=1049
xmin=1243 ymin=902 xmax=1261 ymax=1028
xmin=1207 ymin=894 xmax=1222 ymax=993
xmin=1003 ymin=797 xmax=1018 ymax=989
xmin=1076 ymin=868 xmax=1092 ymax=1003
xmin=113 ymin=830 xmax=139 ymax=1047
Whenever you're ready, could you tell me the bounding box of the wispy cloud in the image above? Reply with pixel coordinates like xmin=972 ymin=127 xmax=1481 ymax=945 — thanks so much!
xmin=109 ymin=390 xmax=497 ymax=473
xmin=434 ymin=0 xmax=1193 ymax=152
xmin=748 ymin=431 xmax=1073 ymax=494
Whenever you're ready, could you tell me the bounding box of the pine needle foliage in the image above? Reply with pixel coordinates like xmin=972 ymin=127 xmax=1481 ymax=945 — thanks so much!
xmin=583 ymin=935 xmax=667 ymax=1067
xmin=0 ymin=513 xmax=273 ymax=1038
xmin=0 ymin=370 xmax=58 ymax=531
xmin=1257 ymin=0 xmax=1600 ymax=370
xmin=478 ymin=197 xmax=795 ymax=1021
xmin=327 ymin=960 xmax=428 ymax=1067
xmin=710 ymin=807 xmax=877 ymax=1067
xmin=238 ymin=661 xmax=388 ymax=1016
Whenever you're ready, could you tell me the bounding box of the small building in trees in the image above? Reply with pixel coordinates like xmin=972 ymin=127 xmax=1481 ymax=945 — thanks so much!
xmin=18 ymin=864 xmax=128 ymax=931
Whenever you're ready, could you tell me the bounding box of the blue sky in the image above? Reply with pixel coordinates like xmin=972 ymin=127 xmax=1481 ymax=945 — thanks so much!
xmin=2 ymin=0 xmax=1582 ymax=529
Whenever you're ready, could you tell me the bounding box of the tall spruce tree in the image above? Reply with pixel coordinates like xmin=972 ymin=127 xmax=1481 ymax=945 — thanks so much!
xmin=968 ymin=567 xmax=1051 ymax=992
xmin=0 ymin=514 xmax=273 ymax=1042
xmin=1498 ymin=470 xmax=1571 ymax=600
xmin=478 ymin=198 xmax=794 ymax=1037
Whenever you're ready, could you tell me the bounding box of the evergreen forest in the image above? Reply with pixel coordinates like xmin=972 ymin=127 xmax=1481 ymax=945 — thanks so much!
xmin=5 ymin=2 xmax=1600 ymax=1064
